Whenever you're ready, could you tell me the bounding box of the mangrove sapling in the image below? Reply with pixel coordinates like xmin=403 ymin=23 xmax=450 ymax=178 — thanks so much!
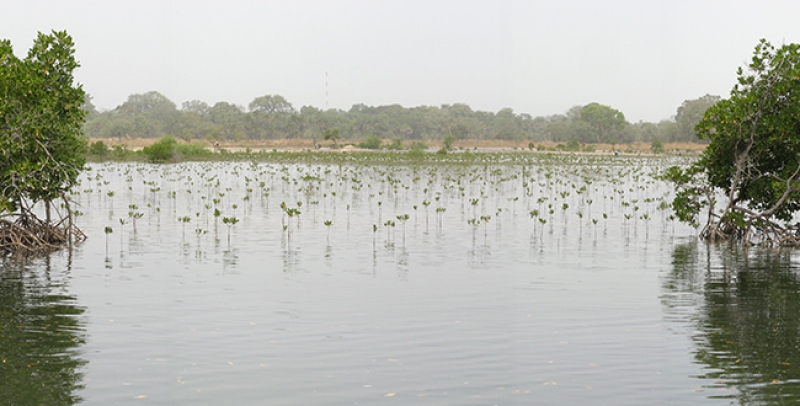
xmin=210 ymin=208 xmax=222 ymax=236
xmin=480 ymin=215 xmax=492 ymax=240
xmin=280 ymin=202 xmax=301 ymax=244
xmin=422 ymin=200 xmax=431 ymax=229
xmin=396 ymin=214 xmax=410 ymax=245
xmin=118 ymin=218 xmax=128 ymax=245
xmin=178 ymin=216 xmax=191 ymax=239
xmin=222 ymin=217 xmax=238 ymax=244
xmin=641 ymin=213 xmax=651 ymax=239
xmin=468 ymin=218 xmax=480 ymax=246
xmin=529 ymin=209 xmax=540 ymax=238
xmin=104 ymin=226 xmax=112 ymax=256
xmin=383 ymin=220 xmax=395 ymax=244
xmin=129 ymin=211 xmax=144 ymax=233
xmin=195 ymin=228 xmax=207 ymax=249
xmin=204 ymin=204 xmax=212 ymax=227
xmin=623 ymin=214 xmax=633 ymax=236
xmin=537 ymin=218 xmax=547 ymax=245
xmin=373 ymin=224 xmax=378 ymax=251
xmin=324 ymin=220 xmax=333 ymax=242
xmin=470 ymin=198 xmax=479 ymax=219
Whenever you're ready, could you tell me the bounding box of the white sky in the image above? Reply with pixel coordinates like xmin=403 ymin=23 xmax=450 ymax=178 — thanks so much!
xmin=4 ymin=0 xmax=800 ymax=122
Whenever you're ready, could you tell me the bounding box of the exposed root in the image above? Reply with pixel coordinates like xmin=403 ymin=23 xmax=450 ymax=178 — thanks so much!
xmin=701 ymin=218 xmax=800 ymax=248
xmin=0 ymin=213 xmax=85 ymax=257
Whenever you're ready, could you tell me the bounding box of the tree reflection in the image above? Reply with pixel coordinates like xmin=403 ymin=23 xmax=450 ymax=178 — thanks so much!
xmin=664 ymin=241 xmax=800 ymax=404
xmin=0 ymin=255 xmax=87 ymax=405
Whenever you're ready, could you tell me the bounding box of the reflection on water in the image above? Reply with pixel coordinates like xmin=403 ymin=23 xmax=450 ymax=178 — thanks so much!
xmin=0 ymin=253 xmax=87 ymax=405
xmin=665 ymin=241 xmax=800 ymax=404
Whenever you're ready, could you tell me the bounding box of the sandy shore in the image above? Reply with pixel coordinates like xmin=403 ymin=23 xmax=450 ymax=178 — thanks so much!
xmin=91 ymin=137 xmax=706 ymax=154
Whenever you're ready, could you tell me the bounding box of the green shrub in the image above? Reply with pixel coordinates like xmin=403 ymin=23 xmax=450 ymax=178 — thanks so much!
xmin=387 ymin=138 xmax=404 ymax=150
xmin=651 ymin=139 xmax=665 ymax=154
xmin=443 ymin=135 xmax=455 ymax=150
xmin=359 ymin=135 xmax=383 ymax=150
xmin=142 ymin=136 xmax=177 ymax=162
xmin=409 ymin=141 xmax=428 ymax=151
xmin=565 ymin=140 xmax=581 ymax=151
xmin=112 ymin=144 xmax=132 ymax=158
xmin=406 ymin=148 xmax=426 ymax=160
xmin=89 ymin=141 xmax=109 ymax=156
xmin=176 ymin=141 xmax=212 ymax=157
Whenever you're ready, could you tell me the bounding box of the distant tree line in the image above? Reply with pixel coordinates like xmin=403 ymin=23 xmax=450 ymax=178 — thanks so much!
xmin=83 ymin=92 xmax=720 ymax=144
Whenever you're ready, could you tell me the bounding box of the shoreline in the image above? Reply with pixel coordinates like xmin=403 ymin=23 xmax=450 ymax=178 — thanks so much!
xmin=90 ymin=138 xmax=706 ymax=155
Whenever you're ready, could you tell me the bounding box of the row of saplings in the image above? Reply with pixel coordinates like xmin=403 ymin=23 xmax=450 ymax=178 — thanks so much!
xmin=6 ymin=34 xmax=800 ymax=255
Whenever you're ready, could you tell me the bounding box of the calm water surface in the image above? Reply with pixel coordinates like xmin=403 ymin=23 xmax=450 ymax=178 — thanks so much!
xmin=3 ymin=158 xmax=800 ymax=405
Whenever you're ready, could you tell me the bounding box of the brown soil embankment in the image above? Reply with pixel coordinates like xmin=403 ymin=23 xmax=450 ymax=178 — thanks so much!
xmin=90 ymin=138 xmax=706 ymax=154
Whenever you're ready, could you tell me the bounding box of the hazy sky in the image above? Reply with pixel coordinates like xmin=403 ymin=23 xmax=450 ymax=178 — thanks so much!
xmin=4 ymin=1 xmax=800 ymax=122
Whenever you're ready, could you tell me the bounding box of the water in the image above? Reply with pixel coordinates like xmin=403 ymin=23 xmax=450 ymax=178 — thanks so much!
xmin=3 ymin=158 xmax=800 ymax=405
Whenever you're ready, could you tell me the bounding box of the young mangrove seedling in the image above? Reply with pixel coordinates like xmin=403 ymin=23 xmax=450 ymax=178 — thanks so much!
xmin=178 ymin=216 xmax=191 ymax=238
xmin=280 ymin=202 xmax=302 ymax=243
xmin=324 ymin=219 xmax=333 ymax=241
xmin=480 ymin=215 xmax=492 ymax=239
xmin=436 ymin=207 xmax=447 ymax=231
xmin=470 ymin=198 xmax=479 ymax=218
xmin=222 ymin=216 xmax=239 ymax=245
xmin=396 ymin=214 xmax=410 ymax=245
xmin=195 ymin=228 xmax=208 ymax=247
xmin=538 ymin=217 xmax=547 ymax=241
xmin=468 ymin=218 xmax=480 ymax=245
xmin=213 ymin=208 xmax=222 ymax=232
xmin=422 ymin=200 xmax=431 ymax=229
xmin=384 ymin=220 xmax=395 ymax=244
xmin=118 ymin=218 xmax=129 ymax=244
xmin=104 ymin=226 xmax=113 ymax=256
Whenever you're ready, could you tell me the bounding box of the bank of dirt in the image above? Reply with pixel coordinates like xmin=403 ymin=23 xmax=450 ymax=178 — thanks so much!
xmin=91 ymin=138 xmax=705 ymax=155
